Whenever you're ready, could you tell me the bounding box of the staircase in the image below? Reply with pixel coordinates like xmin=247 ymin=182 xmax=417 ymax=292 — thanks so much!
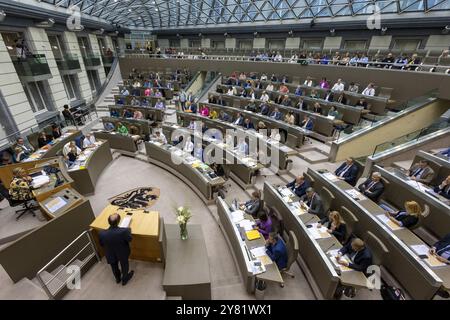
xmin=0 ymin=265 xmax=48 ymax=300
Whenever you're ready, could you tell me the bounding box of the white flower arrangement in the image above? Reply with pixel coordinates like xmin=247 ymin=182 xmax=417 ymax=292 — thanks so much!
xmin=175 ymin=206 xmax=192 ymax=225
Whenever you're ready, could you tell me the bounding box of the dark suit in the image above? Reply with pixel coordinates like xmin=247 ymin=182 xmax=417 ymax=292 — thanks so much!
xmin=408 ymin=164 xmax=435 ymax=185
xmin=266 ymin=238 xmax=288 ymax=269
xmin=260 ymin=104 xmax=270 ymax=116
xmin=358 ymin=178 xmax=384 ymax=202
xmin=243 ymin=199 xmax=262 ymax=217
xmin=234 ymin=116 xmax=244 ymax=126
xmin=243 ymin=122 xmax=254 ymax=130
xmin=434 ymin=183 xmax=450 ymax=199
xmin=270 ymin=111 xmax=282 ymax=120
xmin=433 ymin=233 xmax=450 ymax=262
xmin=221 ymin=113 xmax=232 ymax=122
xmin=320 ymin=217 xmax=347 ymax=243
xmin=38 ymin=136 xmax=50 ymax=148
xmin=334 ymin=163 xmax=359 ymax=186
xmin=301 ymin=193 xmax=325 ymax=219
xmin=392 ymin=211 xmax=419 ymax=228
xmin=99 ymin=226 xmax=132 ymax=282
xmin=339 ymin=241 xmax=373 ymax=273
xmin=187 ymin=104 xmax=197 ymax=114
xmin=324 ymin=92 xmax=334 ymax=102
xmin=286 ymin=179 xmax=310 ymax=198
xmin=301 ymin=119 xmax=314 ymax=130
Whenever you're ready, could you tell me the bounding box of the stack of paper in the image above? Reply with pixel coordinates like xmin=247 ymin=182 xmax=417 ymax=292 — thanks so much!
xmin=31 ymin=175 xmax=50 ymax=188
xmin=239 ymin=220 xmax=255 ymax=231
xmin=327 ymin=249 xmax=352 ymax=272
xmin=230 ymin=210 xmax=244 ymax=223
xmin=410 ymin=244 xmax=429 ymax=256
xmin=376 ymin=214 xmax=403 ymax=230
xmin=345 ymin=189 xmax=366 ymax=201
xmin=280 ymin=187 xmax=293 ymax=197
xmin=323 ymin=172 xmax=339 ymax=182
xmin=307 ymin=223 xmax=332 ymax=239
xmin=250 ymin=247 xmax=273 ymax=266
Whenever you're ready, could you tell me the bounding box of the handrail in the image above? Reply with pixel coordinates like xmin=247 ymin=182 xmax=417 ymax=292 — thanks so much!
xmin=122 ymin=53 xmax=450 ymax=74
xmin=183 ymin=70 xmax=201 ymax=92
xmin=92 ymin=57 xmax=119 ymax=107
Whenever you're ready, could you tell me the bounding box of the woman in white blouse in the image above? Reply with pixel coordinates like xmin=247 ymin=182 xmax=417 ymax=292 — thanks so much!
xmin=260 ymin=91 xmax=270 ymax=103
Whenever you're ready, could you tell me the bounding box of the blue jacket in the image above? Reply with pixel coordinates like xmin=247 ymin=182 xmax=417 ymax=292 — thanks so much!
xmin=302 ymin=119 xmax=314 ymax=130
xmin=270 ymin=111 xmax=282 ymax=120
xmin=286 ymin=179 xmax=310 ymax=198
xmin=334 ymin=163 xmax=359 ymax=186
xmin=434 ymin=233 xmax=450 ymax=261
xmin=339 ymin=241 xmax=373 ymax=273
xmin=266 ymin=238 xmax=288 ymax=270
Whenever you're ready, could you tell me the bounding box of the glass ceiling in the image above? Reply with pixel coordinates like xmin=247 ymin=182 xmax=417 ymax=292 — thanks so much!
xmin=42 ymin=0 xmax=450 ymax=30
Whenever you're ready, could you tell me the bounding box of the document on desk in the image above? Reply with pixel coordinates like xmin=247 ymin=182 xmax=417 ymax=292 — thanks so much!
xmin=119 ymin=216 xmax=132 ymax=228
xmin=230 ymin=210 xmax=245 ymax=223
xmin=410 ymin=244 xmax=429 ymax=256
xmin=31 ymin=175 xmax=50 ymax=189
xmin=406 ymin=180 xmax=428 ymax=192
xmin=239 ymin=220 xmax=255 ymax=231
xmin=307 ymin=223 xmax=332 ymax=239
xmin=279 ymin=187 xmax=293 ymax=198
xmin=376 ymin=214 xmax=403 ymax=231
xmin=252 ymin=261 xmax=266 ymax=275
xmin=425 ymin=254 xmax=446 ymax=267
xmin=45 ymin=196 xmax=68 ymax=213
xmin=327 ymin=249 xmax=353 ymax=272
xmin=345 ymin=189 xmax=366 ymax=201
xmin=251 ymin=246 xmax=274 ymax=266
xmin=323 ymin=172 xmax=339 ymax=182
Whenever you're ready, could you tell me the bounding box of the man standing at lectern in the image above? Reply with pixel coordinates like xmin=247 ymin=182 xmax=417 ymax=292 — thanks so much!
xmin=99 ymin=214 xmax=134 ymax=285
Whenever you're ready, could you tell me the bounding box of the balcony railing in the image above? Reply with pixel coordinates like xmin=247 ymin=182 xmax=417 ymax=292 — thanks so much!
xmin=101 ymin=55 xmax=114 ymax=65
xmin=56 ymin=54 xmax=81 ymax=71
xmin=12 ymin=54 xmax=51 ymax=78
xmin=83 ymin=53 xmax=101 ymax=67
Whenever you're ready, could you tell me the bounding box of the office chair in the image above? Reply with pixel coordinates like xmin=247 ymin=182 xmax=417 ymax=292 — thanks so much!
xmin=280 ymin=231 xmax=299 ymax=287
xmin=0 ymin=183 xmax=38 ymax=221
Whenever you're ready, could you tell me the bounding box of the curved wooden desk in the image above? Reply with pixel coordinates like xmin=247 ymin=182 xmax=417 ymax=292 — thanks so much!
xmin=24 ymin=130 xmax=82 ymax=162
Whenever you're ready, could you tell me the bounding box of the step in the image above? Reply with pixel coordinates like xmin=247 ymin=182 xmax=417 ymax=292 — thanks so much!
xmin=39 ymin=270 xmax=65 ymax=296
xmin=298 ymin=149 xmax=330 ymax=164
xmin=0 ymin=277 xmax=49 ymax=300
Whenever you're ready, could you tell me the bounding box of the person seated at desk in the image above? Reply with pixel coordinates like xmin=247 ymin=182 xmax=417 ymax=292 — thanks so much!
xmin=269 ymin=108 xmax=282 ymax=120
xmin=51 ymin=124 xmax=62 ymax=139
xmin=310 ymin=89 xmax=319 ymax=99
xmin=382 ymin=200 xmax=422 ymax=229
xmin=210 ymin=162 xmax=225 ymax=177
xmin=429 ymin=233 xmax=450 ymax=264
xmin=133 ymin=110 xmax=143 ymax=120
xmin=266 ymin=232 xmax=288 ymax=270
xmin=260 ymin=103 xmax=270 ymax=116
xmin=332 ymin=79 xmax=345 ymax=92
xmin=63 ymin=140 xmax=81 ymax=157
xmin=248 ymin=89 xmax=256 ymax=100
xmin=294 ymin=85 xmax=302 ymax=96
xmin=154 ymin=89 xmax=163 ymax=98
xmin=328 ymin=105 xmax=340 ymax=119
xmin=336 ymin=92 xmax=347 ymax=105
xmin=296 ymin=98 xmax=307 ymax=111
xmin=358 ymin=171 xmax=384 ymax=202
xmin=209 ymin=109 xmax=219 ymax=120
xmin=154 ymin=98 xmax=166 ymax=110
xmin=319 ymin=77 xmax=330 ymax=89
xmin=303 ymin=76 xmax=313 ymax=87
xmin=152 ymin=131 xmax=167 ymax=144
xmin=14 ymin=137 xmax=34 ymax=156
xmin=184 ymin=101 xmax=197 ymax=114
xmin=434 ymin=175 xmax=450 ymax=199
xmin=301 ymin=115 xmax=314 ymax=131
xmin=348 ymin=82 xmax=359 ymax=93
xmin=300 ymin=187 xmax=325 ymax=219
xmin=37 ymin=132 xmax=52 ymax=148
xmin=233 ymin=112 xmax=245 ymax=126
xmin=407 ymin=159 xmax=435 ymax=185
xmin=239 ymin=190 xmax=262 ymax=217
xmin=324 ymin=90 xmax=334 ymax=102
xmin=362 ymin=83 xmax=376 ymax=96
xmin=172 ymin=135 xmax=184 ymax=146
xmin=279 ymin=84 xmax=289 ymax=94
xmin=243 ymin=118 xmax=254 ymax=130
xmin=236 ymin=138 xmax=249 ymax=156
xmin=318 ymin=211 xmax=347 ymax=244
xmin=110 ymin=109 xmax=120 ymax=117
xmin=117 ymin=122 xmax=129 ymax=136
xmin=286 ymin=174 xmax=310 ymax=198
xmin=83 ymin=133 xmax=96 ymax=149
xmin=245 ymin=100 xmax=257 ymax=113
xmin=280 ymin=95 xmax=291 ymax=107
xmin=269 ymin=128 xmax=281 ymax=142
xmin=66 ymin=146 xmax=79 ymax=166
xmin=144 ymin=88 xmax=151 ymax=96
xmin=312 ymin=102 xmax=322 ymax=115
xmin=226 ymin=87 xmax=234 ymax=96
xmin=199 ymin=105 xmax=210 ymax=117
xmin=266 ymin=83 xmax=274 ymax=92
xmin=9 ymin=167 xmax=35 ymax=201
xmin=256 ymin=210 xmax=272 ymax=240
xmin=355 ymin=98 xmax=368 ymax=109
xmin=439 ymin=147 xmax=450 ymax=158
xmin=130 ymin=97 xmax=140 ymax=106
xmin=123 ymin=109 xmax=133 ymax=118
xmin=284 ymin=111 xmax=295 ymax=125
xmin=336 ymin=238 xmax=373 ymax=273
xmin=335 ymin=157 xmax=359 ymax=186
xmin=120 ymin=88 xmax=129 ymax=96
xmin=193 ymin=142 xmax=203 ymax=161
xmin=260 ymin=91 xmax=270 ymax=103
xmin=14 ymin=146 xmax=28 ymax=162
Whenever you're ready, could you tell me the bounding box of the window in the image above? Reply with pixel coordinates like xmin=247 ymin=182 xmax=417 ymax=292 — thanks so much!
xmin=392 ymin=39 xmax=421 ymax=51
xmin=62 ymin=75 xmax=81 ymax=100
xmin=169 ymin=39 xmax=181 ymax=47
xmin=1 ymin=32 xmax=27 ymax=57
xmin=48 ymin=34 xmax=66 ymax=60
xmin=237 ymin=39 xmax=253 ymax=49
xmin=87 ymin=70 xmax=101 ymax=92
xmin=212 ymin=40 xmax=225 ymax=49
xmin=77 ymin=37 xmax=92 ymax=57
xmin=189 ymin=40 xmax=201 ymax=48
xmin=267 ymin=39 xmax=285 ymax=49
xmin=302 ymin=39 xmax=323 ymax=50
xmin=23 ymin=81 xmax=54 ymax=114
xmin=344 ymin=40 xmax=368 ymax=50
xmin=97 ymin=37 xmax=106 ymax=55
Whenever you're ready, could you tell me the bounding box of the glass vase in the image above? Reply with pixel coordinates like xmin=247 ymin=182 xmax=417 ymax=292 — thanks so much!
xmin=180 ymin=223 xmax=188 ymax=240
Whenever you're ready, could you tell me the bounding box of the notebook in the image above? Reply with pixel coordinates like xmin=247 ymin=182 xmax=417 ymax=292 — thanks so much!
xmin=246 ymin=229 xmax=261 ymax=241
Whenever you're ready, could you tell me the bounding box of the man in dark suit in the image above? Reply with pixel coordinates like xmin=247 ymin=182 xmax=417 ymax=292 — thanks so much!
xmin=233 ymin=112 xmax=245 ymax=126
xmin=324 ymin=90 xmax=334 ymax=102
xmin=407 ymin=159 xmax=435 ymax=185
xmin=243 ymin=118 xmax=254 ymax=130
xmin=220 ymin=111 xmax=232 ymax=122
xmin=301 ymin=115 xmax=314 ymax=131
xmin=335 ymin=157 xmax=359 ymax=186
xmin=337 ymin=238 xmax=373 ymax=273
xmin=99 ymin=214 xmax=134 ymax=285
xmin=434 ymin=175 xmax=450 ymax=200
xmin=286 ymin=175 xmax=310 ymax=198
xmin=301 ymin=187 xmax=325 ymax=219
xmin=358 ymin=172 xmax=384 ymax=202
xmin=269 ymin=107 xmax=282 ymax=120
xmin=260 ymin=103 xmax=270 ymax=116
xmin=266 ymin=232 xmax=288 ymax=270
xmin=240 ymin=190 xmax=263 ymax=217
xmin=429 ymin=232 xmax=450 ymax=264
